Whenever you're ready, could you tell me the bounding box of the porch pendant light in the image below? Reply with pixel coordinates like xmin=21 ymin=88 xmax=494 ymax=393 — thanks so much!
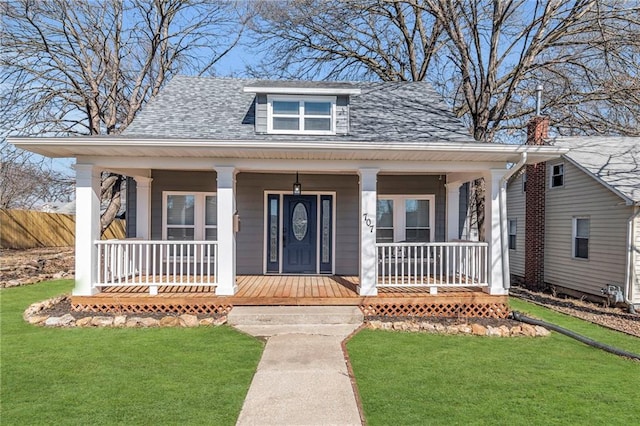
xmin=293 ymin=171 xmax=302 ymax=195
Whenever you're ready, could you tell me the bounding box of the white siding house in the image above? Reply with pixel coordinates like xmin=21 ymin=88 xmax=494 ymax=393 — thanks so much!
xmin=506 ymin=172 xmax=526 ymax=278
xmin=508 ymin=137 xmax=640 ymax=309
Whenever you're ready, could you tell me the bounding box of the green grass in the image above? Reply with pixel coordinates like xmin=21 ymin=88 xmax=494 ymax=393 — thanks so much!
xmin=1 ymin=280 xmax=263 ymax=425
xmin=347 ymin=299 xmax=640 ymax=426
xmin=509 ymin=297 xmax=640 ymax=354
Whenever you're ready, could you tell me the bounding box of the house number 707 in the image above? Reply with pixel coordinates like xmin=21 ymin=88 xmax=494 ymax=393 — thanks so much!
xmin=363 ymin=213 xmax=374 ymax=233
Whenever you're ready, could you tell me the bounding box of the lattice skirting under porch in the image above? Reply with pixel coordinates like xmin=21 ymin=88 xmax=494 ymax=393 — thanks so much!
xmin=360 ymin=302 xmax=510 ymax=319
xmin=71 ymin=302 xmax=232 ymax=315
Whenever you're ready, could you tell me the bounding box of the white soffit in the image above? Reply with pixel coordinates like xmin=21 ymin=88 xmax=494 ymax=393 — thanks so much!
xmin=8 ymin=137 xmax=567 ymax=164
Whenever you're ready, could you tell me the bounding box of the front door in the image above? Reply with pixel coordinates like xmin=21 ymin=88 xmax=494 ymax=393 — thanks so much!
xmin=283 ymin=195 xmax=317 ymax=273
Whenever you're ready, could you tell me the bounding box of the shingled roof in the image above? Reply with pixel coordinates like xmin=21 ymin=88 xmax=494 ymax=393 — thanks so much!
xmin=551 ymin=136 xmax=640 ymax=204
xmin=122 ymin=76 xmax=475 ymax=144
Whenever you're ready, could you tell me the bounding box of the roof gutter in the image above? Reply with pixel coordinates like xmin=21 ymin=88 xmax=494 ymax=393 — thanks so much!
xmin=499 ymin=153 xmax=528 ymax=289
xmin=8 ymin=136 xmax=568 ymax=162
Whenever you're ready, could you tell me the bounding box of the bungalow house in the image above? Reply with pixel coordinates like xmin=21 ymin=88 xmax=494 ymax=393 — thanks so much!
xmin=10 ymin=76 xmax=565 ymax=317
xmin=507 ymin=125 xmax=639 ymax=311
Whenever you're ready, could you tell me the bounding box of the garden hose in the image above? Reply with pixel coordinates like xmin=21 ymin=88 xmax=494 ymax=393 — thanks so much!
xmin=510 ymin=311 xmax=640 ymax=361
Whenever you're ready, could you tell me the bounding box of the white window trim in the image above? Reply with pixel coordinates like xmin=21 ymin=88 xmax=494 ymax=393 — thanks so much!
xmin=267 ymin=95 xmax=336 ymax=135
xmin=162 ymin=191 xmax=217 ymax=241
xmin=572 ymin=216 xmax=590 ymax=260
xmin=377 ymin=194 xmax=436 ymax=242
xmin=550 ymin=162 xmax=564 ymax=188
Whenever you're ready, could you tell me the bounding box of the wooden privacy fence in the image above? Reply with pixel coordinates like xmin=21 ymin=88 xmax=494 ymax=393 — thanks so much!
xmin=1 ymin=209 xmax=125 ymax=249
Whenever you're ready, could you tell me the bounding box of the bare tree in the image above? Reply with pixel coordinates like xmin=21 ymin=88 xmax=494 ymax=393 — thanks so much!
xmin=249 ymin=0 xmax=444 ymax=81
xmin=1 ymin=0 xmax=246 ymax=232
xmin=250 ymin=0 xmax=640 ymax=239
xmin=0 ymin=143 xmax=74 ymax=210
xmin=251 ymin=0 xmax=640 ymax=139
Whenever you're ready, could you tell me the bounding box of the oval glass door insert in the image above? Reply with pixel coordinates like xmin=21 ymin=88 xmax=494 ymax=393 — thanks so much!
xmin=292 ymin=202 xmax=308 ymax=241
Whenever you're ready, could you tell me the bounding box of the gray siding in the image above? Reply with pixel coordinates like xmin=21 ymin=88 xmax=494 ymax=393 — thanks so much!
xmin=148 ymin=171 xmax=446 ymax=275
xmin=506 ymin=173 xmax=526 ymax=277
xmin=235 ymin=173 xmax=360 ymax=275
xmin=126 ymin=177 xmax=137 ymax=238
xmin=458 ymin=182 xmax=469 ymax=238
xmin=150 ymin=170 xmax=217 ymax=240
xmin=377 ymin=174 xmax=446 ymax=242
xmin=544 ymin=160 xmax=631 ymax=297
xmin=336 ymin=95 xmax=349 ymax=134
xmin=255 ymin=94 xmax=267 ymax=133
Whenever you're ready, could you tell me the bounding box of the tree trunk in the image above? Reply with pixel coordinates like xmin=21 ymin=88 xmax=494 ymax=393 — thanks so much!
xmin=100 ymin=174 xmax=123 ymax=233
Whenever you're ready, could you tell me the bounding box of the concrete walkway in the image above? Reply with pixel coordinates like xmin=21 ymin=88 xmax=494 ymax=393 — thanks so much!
xmin=230 ymin=307 xmax=363 ymax=426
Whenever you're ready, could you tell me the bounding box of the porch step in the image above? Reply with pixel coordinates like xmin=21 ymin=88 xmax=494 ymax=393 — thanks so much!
xmin=227 ymin=306 xmax=363 ymax=326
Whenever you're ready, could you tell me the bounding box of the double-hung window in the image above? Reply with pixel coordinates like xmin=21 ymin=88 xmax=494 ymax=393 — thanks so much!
xmin=551 ymin=163 xmax=564 ymax=188
xmin=573 ymin=217 xmax=589 ymax=259
xmin=268 ymin=96 xmax=335 ymax=134
xmin=163 ymin=192 xmax=217 ymax=241
xmin=508 ymin=219 xmax=517 ymax=250
xmin=376 ymin=195 xmax=435 ymax=243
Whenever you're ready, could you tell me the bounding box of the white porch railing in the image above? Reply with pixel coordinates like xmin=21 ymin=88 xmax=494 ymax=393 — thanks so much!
xmin=95 ymin=240 xmax=218 ymax=294
xmin=376 ymin=242 xmax=488 ymax=291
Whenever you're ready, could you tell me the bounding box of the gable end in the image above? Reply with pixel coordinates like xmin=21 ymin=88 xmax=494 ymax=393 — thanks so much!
xmin=563 ymin=155 xmax=635 ymax=205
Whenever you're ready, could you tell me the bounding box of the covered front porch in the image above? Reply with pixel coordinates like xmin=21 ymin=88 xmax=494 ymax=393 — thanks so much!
xmin=7 ymin=137 xmax=562 ymax=313
xmin=71 ymin=274 xmax=510 ymax=319
xmin=73 ymin=161 xmax=513 ymax=301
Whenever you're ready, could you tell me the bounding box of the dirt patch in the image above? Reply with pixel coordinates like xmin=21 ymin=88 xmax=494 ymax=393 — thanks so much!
xmin=0 ymin=247 xmax=75 ymax=288
xmin=366 ymin=316 xmax=520 ymax=328
xmin=510 ymin=286 xmax=640 ymax=338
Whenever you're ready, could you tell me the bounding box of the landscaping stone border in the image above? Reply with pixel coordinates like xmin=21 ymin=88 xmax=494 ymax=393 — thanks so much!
xmin=23 ymin=296 xmax=227 ymax=328
xmin=25 ymin=297 xmax=550 ymax=336
xmin=366 ymin=319 xmax=551 ymax=337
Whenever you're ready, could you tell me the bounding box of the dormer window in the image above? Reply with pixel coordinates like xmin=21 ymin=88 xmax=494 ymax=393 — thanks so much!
xmin=268 ymin=96 xmax=336 ymax=135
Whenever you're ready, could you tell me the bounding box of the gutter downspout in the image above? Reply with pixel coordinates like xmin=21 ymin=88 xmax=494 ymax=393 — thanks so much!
xmin=624 ymin=206 xmax=640 ymax=312
xmin=499 ymin=153 xmax=528 ymax=289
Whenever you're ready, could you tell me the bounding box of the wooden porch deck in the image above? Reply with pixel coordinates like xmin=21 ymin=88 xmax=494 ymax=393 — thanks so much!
xmin=71 ymin=275 xmax=509 ymax=318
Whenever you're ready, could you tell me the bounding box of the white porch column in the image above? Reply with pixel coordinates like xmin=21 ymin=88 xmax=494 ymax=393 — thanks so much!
xmin=215 ymin=166 xmax=237 ymax=295
xmin=446 ymin=182 xmax=462 ymax=241
xmin=484 ymin=169 xmax=509 ymax=295
xmin=133 ymin=176 xmax=152 ymax=239
xmin=73 ymin=164 xmax=101 ymax=296
xmin=359 ymin=168 xmax=379 ymax=296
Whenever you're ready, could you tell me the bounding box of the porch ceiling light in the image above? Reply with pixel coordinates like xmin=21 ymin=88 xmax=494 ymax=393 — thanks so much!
xmin=293 ymin=171 xmax=302 ymax=195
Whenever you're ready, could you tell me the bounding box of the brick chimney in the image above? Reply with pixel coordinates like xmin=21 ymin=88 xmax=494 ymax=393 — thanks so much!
xmin=524 ymin=116 xmax=549 ymax=291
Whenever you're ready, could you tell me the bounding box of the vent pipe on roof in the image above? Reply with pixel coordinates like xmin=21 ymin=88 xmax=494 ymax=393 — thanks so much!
xmin=535 ymin=84 xmax=544 ymax=116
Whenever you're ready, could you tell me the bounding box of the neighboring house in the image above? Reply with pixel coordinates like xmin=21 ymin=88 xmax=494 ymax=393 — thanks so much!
xmin=507 ymin=133 xmax=640 ymax=310
xmin=10 ymin=76 xmax=564 ymax=316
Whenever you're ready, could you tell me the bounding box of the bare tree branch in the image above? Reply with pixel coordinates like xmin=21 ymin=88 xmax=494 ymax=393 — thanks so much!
xmin=249 ymin=0 xmax=640 ymax=141
xmin=1 ymin=0 xmax=246 ymax=231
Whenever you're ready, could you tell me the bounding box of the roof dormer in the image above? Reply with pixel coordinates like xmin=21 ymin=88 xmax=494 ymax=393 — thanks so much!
xmin=243 ymin=81 xmax=360 ymax=136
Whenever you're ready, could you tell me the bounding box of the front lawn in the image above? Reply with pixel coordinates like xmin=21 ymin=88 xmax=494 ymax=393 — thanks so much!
xmin=1 ymin=280 xmax=263 ymax=425
xmin=347 ymin=299 xmax=640 ymax=426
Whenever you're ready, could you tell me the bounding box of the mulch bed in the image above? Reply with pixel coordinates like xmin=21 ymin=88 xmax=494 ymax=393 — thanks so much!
xmin=365 ymin=316 xmax=521 ymax=328
xmin=510 ymin=286 xmax=640 ymax=337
